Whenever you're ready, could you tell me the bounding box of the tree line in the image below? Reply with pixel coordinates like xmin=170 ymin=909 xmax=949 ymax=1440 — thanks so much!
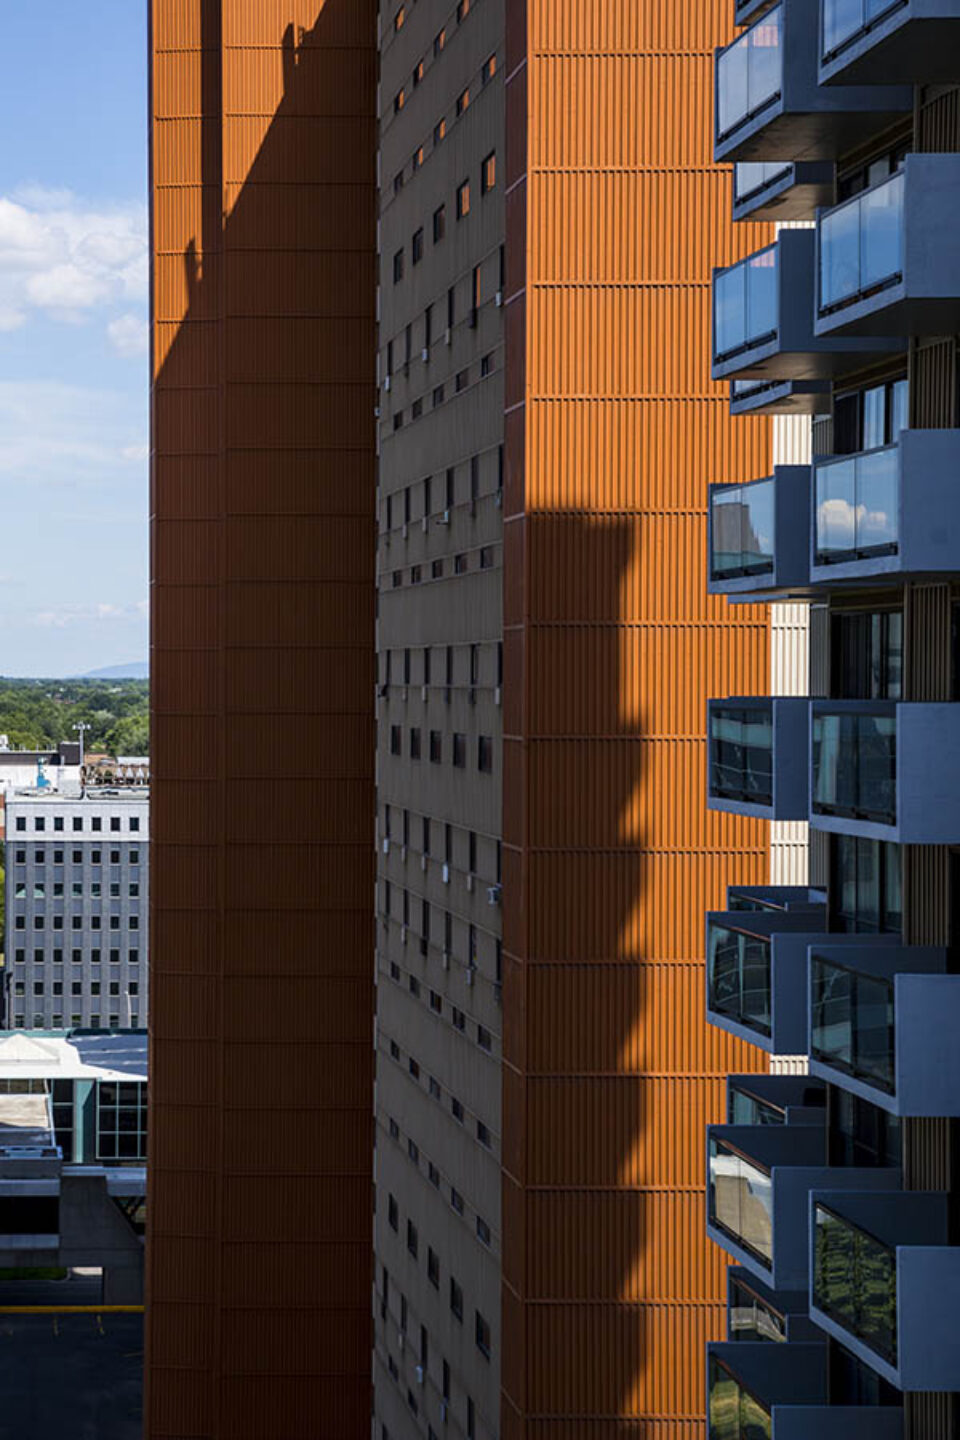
xmin=0 ymin=679 xmax=149 ymax=757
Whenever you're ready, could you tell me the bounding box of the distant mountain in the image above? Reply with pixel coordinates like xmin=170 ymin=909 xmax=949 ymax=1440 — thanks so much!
xmin=82 ymin=663 xmax=149 ymax=681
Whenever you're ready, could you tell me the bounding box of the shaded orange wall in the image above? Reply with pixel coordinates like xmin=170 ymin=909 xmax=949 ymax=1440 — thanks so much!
xmin=501 ymin=3 xmax=773 ymax=1433
xmin=147 ymin=3 xmax=377 ymax=1436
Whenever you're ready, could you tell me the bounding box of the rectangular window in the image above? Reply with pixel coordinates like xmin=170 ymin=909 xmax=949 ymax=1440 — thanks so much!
xmin=830 ymin=837 xmax=902 ymax=935
xmin=412 ymin=228 xmax=424 ymax=265
xmin=409 ymin=728 xmax=421 ymax=760
xmin=433 ymin=205 xmax=446 ymax=243
xmin=428 ymin=1248 xmax=439 ymax=1288
xmin=456 ymin=87 xmax=469 ymax=117
xmin=390 ymin=726 xmax=402 ymax=756
xmin=482 ymin=151 xmax=496 ymax=194
xmin=482 ymin=53 xmax=497 ymax=84
xmin=430 ymin=731 xmax=443 ymax=763
xmin=456 ymin=180 xmax=470 ymax=219
xmin=393 ymin=249 xmax=404 ymax=283
xmin=478 ymin=736 xmax=493 ymax=773
xmin=434 ymin=28 xmax=445 ymax=55
xmin=407 ymin=1220 xmax=418 ymax=1258
xmin=830 ymin=610 xmax=902 ymax=701
xmin=434 ymin=117 xmax=447 ymax=146
xmin=450 ymin=1278 xmax=463 ymax=1321
xmin=475 ymin=1312 xmax=491 ymax=1360
xmin=453 ymin=734 xmax=466 ymax=768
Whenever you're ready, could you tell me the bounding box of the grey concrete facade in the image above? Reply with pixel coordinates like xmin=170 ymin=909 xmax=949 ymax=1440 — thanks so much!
xmin=375 ymin=2 xmax=504 ymax=1437
xmin=4 ymin=793 xmax=149 ymax=1030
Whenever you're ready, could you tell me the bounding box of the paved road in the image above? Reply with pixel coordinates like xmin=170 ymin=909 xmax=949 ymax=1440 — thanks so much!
xmin=0 ymin=1305 xmax=141 ymax=1440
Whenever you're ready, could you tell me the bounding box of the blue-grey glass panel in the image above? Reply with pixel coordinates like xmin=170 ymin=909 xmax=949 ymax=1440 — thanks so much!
xmin=823 ymin=0 xmax=909 ymax=57
xmin=729 ymin=1086 xmax=786 ymax=1126
xmin=814 ymin=1205 xmax=897 ymax=1365
xmin=730 ymin=1277 xmax=788 ymax=1342
xmin=712 ymin=480 xmax=775 ymax=579
xmin=717 ymin=8 xmax=783 ymax=140
xmin=734 ymin=161 xmax=792 ymax=201
xmin=710 ymin=704 xmax=774 ymax=805
xmin=812 ymin=957 xmax=895 ymax=1092
xmin=820 ymin=172 xmax=904 ymax=313
xmin=812 ymin=709 xmax=897 ymax=823
xmin=815 ymin=445 xmax=898 ymax=562
xmin=709 ymin=923 xmax=772 ymax=1037
xmin=710 ymin=1139 xmax=774 ymax=1264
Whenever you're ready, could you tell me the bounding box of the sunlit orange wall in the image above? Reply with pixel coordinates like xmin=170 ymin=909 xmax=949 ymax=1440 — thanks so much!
xmin=147 ymin=3 xmax=377 ymax=1436
xmin=501 ymin=3 xmax=773 ymax=1434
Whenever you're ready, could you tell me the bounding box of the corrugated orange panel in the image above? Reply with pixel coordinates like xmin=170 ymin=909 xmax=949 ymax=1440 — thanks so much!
xmin=146 ymin=3 xmax=377 ymax=1437
xmin=502 ymin=2 xmax=771 ymax=1436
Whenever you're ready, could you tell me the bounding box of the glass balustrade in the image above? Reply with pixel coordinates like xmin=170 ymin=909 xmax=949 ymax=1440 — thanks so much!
xmin=715 ymin=247 xmax=779 ymax=359
xmin=717 ymin=7 xmax=784 ymax=140
xmin=814 ymin=445 xmax=898 ymax=563
xmin=814 ymin=1205 xmax=897 ymax=1365
xmin=709 ymin=704 xmax=774 ymax=805
xmin=710 ymin=1139 xmax=775 ymax=1265
xmin=820 ymin=171 xmax=905 ymax=315
xmin=822 ymin=0 xmax=908 ymax=58
xmin=811 ymin=956 xmax=895 ymax=1093
xmin=709 ymin=1356 xmax=774 ymax=1440
xmin=734 ymin=162 xmax=792 ymax=202
xmin=812 ymin=706 xmax=897 ymax=824
xmin=729 ymin=1277 xmax=788 ymax=1344
xmin=708 ymin=921 xmax=773 ymax=1037
xmin=711 ymin=480 xmax=776 ymax=581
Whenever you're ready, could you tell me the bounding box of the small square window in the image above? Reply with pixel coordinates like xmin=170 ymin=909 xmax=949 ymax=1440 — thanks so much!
xmin=53 ymin=817 xmax=64 ymax=833
xmin=110 ymin=817 xmax=121 ymax=832
xmin=432 ymin=559 xmax=444 ymax=579
xmin=91 ymin=818 xmax=101 ymax=832
xmin=15 ymin=818 xmax=25 ymax=832
xmin=129 ymin=818 xmax=139 ymax=833
xmin=477 ymin=1120 xmax=492 ymax=1148
xmin=451 ymin=1097 xmax=464 ymax=1123
xmin=35 ymin=817 xmax=46 ymax=833
xmin=72 ymin=818 xmax=82 ymax=832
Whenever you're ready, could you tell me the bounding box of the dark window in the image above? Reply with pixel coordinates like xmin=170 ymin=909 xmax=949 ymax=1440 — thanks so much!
xmin=483 ymin=54 xmax=496 ymax=84
xmin=430 ymin=731 xmax=443 ymax=763
xmin=412 ymin=228 xmax=424 ymax=265
xmin=478 ymin=736 xmax=493 ymax=773
xmin=481 ymin=151 xmax=496 ymax=194
xmin=390 ymin=725 xmax=402 ymax=756
xmin=450 ymin=1277 xmax=463 ymax=1321
xmin=477 ymin=1216 xmax=491 ymax=1244
xmin=393 ymin=249 xmax=404 ymax=283
xmin=428 ymin=1248 xmax=440 ymax=1288
xmin=475 ymin=1312 xmax=491 ymax=1359
xmin=830 ymin=836 xmax=902 ymax=935
xmin=456 ymin=180 xmax=470 ymax=219
xmin=407 ymin=1220 xmax=418 ymax=1258
xmin=453 ymin=734 xmax=466 ymax=768
xmin=456 ymin=87 xmax=469 ymax=117
xmin=830 ymin=610 xmax=902 ymax=700
xmin=410 ymin=728 xmax=421 ymax=760
xmin=433 ymin=205 xmax=446 ymax=243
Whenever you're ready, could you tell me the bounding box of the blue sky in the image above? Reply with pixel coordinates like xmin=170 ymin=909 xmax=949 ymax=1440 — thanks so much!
xmin=0 ymin=1 xmax=148 ymax=676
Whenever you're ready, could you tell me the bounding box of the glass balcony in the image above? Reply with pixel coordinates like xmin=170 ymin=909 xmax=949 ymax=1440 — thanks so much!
xmin=728 ymin=1269 xmax=825 ymax=1347
xmin=816 ymin=155 xmax=960 ymax=338
xmin=812 ymin=430 xmax=960 ymax=583
xmin=728 ymin=1073 xmax=826 ymax=1127
xmin=713 ymin=232 xmax=904 ymax=383
xmin=810 ymin=1190 xmax=960 ymax=1388
xmin=736 ymin=0 xmax=782 ymax=24
xmin=810 ymin=701 xmax=960 ymax=843
xmin=821 ymin=0 xmax=960 ymax=86
xmin=710 ymin=469 xmax=809 ymax=598
xmin=710 ymin=1342 xmax=901 ymax=1439
xmin=811 ymin=703 xmax=896 ymax=826
xmin=709 ymin=698 xmax=809 ymax=819
xmin=707 ymin=1120 xmax=895 ymax=1291
xmin=715 ymin=0 xmax=911 ymax=164
xmin=707 ymin=906 xmax=829 ymax=1052
xmin=733 ymin=160 xmax=835 ymax=223
xmin=726 ymin=884 xmax=827 ymax=914
xmin=809 ymin=945 xmax=960 ymax=1115
xmin=730 ymin=378 xmax=832 ymax=418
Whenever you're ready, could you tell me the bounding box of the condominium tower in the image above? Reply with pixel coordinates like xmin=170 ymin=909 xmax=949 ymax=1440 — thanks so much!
xmin=150 ymin=2 xmax=779 ymax=1436
xmin=703 ymin=4 xmax=960 ymax=1438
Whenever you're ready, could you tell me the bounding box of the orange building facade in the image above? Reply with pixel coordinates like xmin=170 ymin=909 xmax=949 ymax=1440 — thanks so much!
xmin=500 ymin=3 xmax=773 ymax=1432
xmin=149 ymin=2 xmax=776 ymax=1436
xmin=147 ymin=2 xmax=377 ymax=1436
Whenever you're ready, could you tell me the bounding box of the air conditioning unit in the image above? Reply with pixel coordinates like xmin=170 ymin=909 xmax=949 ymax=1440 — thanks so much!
xmin=421 ymin=684 xmax=429 ymax=701
xmin=465 ymin=967 xmax=475 ymax=988
xmin=444 ymin=327 xmax=452 ymax=346
xmin=382 ymin=837 xmax=390 ymax=855
xmin=465 ymin=873 xmax=474 ymax=894
xmin=415 ymin=1365 xmax=424 ymax=1386
xmin=420 ymin=854 xmax=428 ymax=873
xmin=421 ymin=516 xmax=429 ymax=533
xmin=494 ymin=686 xmax=502 ymax=706
xmin=442 ymin=863 xmax=450 ymax=885
xmin=495 ymin=290 xmax=503 ymax=307
xmin=438 ymin=508 xmax=450 ymax=525
xmin=402 ymin=522 xmax=408 ymax=540
xmin=442 ymin=950 xmax=450 ymax=971
xmin=384 ymin=375 xmax=392 ymax=392
xmin=487 ymin=884 xmax=502 ymax=906
xmin=401 ymin=925 xmax=408 ymax=946
xmin=422 ymin=347 xmax=430 ymax=363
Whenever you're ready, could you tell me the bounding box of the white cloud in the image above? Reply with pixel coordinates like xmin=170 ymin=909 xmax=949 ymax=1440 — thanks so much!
xmin=0 ymin=380 xmax=147 ymax=483
xmin=0 ymin=187 xmax=146 ymax=345
xmin=31 ymin=600 xmax=147 ymax=630
xmin=108 ymin=313 xmax=148 ymax=358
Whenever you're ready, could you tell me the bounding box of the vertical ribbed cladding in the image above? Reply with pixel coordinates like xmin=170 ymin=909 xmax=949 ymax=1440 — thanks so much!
xmin=501 ymin=3 xmax=772 ymax=1435
xmin=147 ymin=3 xmax=377 ymax=1436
